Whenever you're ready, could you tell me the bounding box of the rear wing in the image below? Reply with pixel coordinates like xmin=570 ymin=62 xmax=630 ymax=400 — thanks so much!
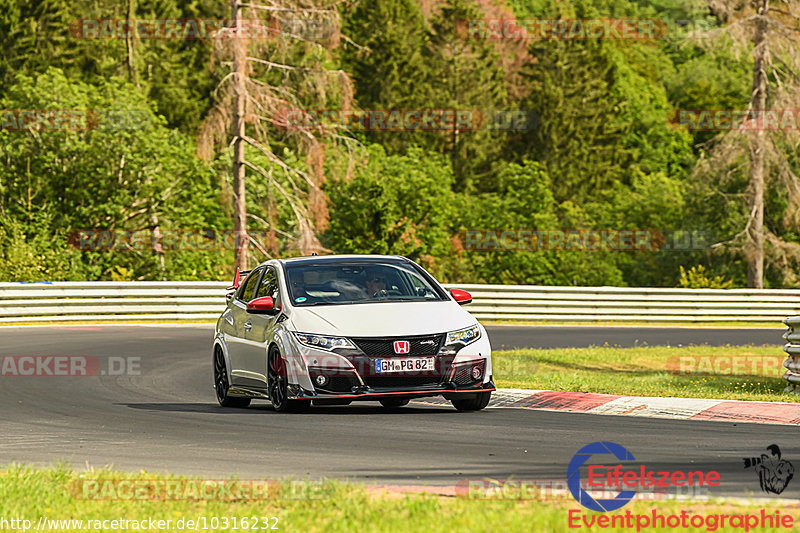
xmin=226 ymin=268 xmax=252 ymax=292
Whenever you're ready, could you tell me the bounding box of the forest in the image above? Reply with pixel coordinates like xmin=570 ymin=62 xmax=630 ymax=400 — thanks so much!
xmin=1 ymin=0 xmax=799 ymax=288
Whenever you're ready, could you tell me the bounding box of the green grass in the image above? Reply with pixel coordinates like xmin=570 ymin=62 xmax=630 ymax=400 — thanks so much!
xmin=2 ymin=466 xmax=798 ymax=532
xmin=493 ymin=345 xmax=798 ymax=402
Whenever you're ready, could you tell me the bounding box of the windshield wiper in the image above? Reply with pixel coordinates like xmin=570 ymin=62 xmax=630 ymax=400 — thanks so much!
xmin=376 ymin=297 xmax=430 ymax=302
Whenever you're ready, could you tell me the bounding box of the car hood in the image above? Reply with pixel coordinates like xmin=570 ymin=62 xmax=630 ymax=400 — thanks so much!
xmin=287 ymin=301 xmax=475 ymax=337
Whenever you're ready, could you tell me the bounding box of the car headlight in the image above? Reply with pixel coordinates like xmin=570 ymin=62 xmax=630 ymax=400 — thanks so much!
xmin=293 ymin=332 xmax=357 ymax=351
xmin=439 ymin=324 xmax=481 ymax=354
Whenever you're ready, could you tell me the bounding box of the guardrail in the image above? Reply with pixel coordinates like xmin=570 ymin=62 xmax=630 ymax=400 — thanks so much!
xmin=783 ymin=316 xmax=800 ymax=393
xmin=454 ymin=285 xmax=800 ymax=323
xmin=0 ymin=282 xmax=228 ymax=323
xmin=1 ymin=282 xmax=800 ymax=324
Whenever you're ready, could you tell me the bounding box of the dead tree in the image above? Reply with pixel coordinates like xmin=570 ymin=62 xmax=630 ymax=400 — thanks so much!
xmin=695 ymin=0 xmax=800 ymax=287
xmin=199 ymin=0 xmax=354 ymax=270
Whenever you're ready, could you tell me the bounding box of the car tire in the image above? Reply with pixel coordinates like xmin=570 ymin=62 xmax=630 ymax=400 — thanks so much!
xmin=379 ymin=399 xmax=410 ymax=408
xmin=214 ymin=347 xmax=251 ymax=408
xmin=450 ymin=391 xmax=491 ymax=412
xmin=268 ymin=347 xmax=310 ymax=413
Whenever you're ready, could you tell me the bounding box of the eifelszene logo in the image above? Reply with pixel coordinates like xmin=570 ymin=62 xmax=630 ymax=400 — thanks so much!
xmin=568 ymin=441 xmax=721 ymax=512
xmin=568 ymin=442 xmax=637 ymax=512
xmin=743 ymin=445 xmax=795 ymax=495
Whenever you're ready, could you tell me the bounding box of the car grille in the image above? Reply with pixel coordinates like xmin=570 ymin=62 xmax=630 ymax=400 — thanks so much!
xmin=350 ymin=334 xmax=445 ymax=357
xmin=362 ymin=376 xmax=443 ymax=388
xmin=339 ymin=349 xmax=455 ymax=391
xmin=322 ymin=375 xmax=358 ymax=393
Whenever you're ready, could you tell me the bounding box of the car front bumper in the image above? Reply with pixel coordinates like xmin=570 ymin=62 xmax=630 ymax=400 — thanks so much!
xmin=289 ymin=379 xmax=496 ymax=401
xmin=284 ymin=328 xmax=494 ymax=400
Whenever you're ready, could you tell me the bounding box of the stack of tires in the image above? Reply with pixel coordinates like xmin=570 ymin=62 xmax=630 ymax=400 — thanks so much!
xmin=782 ymin=316 xmax=800 ymax=394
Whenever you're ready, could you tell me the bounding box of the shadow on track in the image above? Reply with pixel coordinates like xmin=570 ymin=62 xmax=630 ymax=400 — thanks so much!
xmin=120 ymin=402 xmax=459 ymax=415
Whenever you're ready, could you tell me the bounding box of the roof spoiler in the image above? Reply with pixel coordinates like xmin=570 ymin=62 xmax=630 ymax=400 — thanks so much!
xmin=226 ymin=267 xmax=251 ymax=291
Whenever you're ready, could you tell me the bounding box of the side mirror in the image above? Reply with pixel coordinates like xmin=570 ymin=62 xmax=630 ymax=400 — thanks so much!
xmin=227 ymin=267 xmax=251 ymax=291
xmin=450 ymin=288 xmax=473 ymax=305
xmin=246 ymin=296 xmax=278 ymax=314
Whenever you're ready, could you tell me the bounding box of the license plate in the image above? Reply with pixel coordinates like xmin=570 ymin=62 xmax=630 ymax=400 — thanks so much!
xmin=375 ymin=357 xmax=435 ymax=373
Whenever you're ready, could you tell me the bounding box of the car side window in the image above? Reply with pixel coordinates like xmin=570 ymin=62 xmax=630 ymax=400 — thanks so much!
xmin=255 ymin=267 xmax=280 ymax=305
xmin=237 ymin=268 xmax=263 ymax=303
xmin=407 ymin=269 xmax=437 ymax=298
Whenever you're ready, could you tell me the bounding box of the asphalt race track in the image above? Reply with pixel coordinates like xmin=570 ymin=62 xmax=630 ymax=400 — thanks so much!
xmin=1 ymin=325 xmax=796 ymax=500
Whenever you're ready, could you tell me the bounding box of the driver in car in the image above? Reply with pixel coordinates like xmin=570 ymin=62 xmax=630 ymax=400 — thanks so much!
xmin=288 ymin=270 xmax=307 ymax=300
xmin=364 ymin=268 xmax=387 ymax=298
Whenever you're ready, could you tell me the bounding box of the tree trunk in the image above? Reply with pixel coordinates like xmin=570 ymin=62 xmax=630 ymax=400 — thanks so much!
xmin=747 ymin=0 xmax=768 ymax=288
xmin=231 ymin=0 xmax=249 ymax=271
xmin=125 ymin=0 xmax=139 ymax=87
xmin=150 ymin=211 xmax=165 ymax=279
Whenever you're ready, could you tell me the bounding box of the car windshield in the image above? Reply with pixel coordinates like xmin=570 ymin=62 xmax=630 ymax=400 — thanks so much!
xmin=285 ymin=261 xmax=446 ymax=306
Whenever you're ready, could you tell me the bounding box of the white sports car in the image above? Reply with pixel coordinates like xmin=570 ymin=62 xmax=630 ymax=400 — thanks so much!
xmin=213 ymin=255 xmax=494 ymax=412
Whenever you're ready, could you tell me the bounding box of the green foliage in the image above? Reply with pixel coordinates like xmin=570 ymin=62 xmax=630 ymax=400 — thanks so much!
xmin=342 ymin=0 xmax=510 ymax=192
xmin=515 ymin=40 xmax=630 ymax=202
xmin=664 ymin=54 xmax=751 ymax=147
xmin=0 ymin=0 xmax=221 ymax=133
xmin=678 ymin=264 xmax=734 ymax=289
xmin=340 ymin=0 xmax=429 ymax=111
xmin=0 ymin=217 xmax=85 ymax=281
xmin=448 ymin=161 xmax=625 ymax=285
xmin=513 ymin=16 xmax=694 ymax=202
xmin=323 ymin=145 xmax=456 ymax=274
xmin=0 ymin=0 xmax=796 ymax=287
xmin=0 ymin=68 xmax=228 ymax=281
xmin=420 ymin=0 xmax=510 ymax=192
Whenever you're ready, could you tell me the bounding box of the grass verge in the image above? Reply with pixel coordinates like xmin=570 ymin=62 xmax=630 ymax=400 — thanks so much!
xmin=492 ymin=345 xmax=797 ymax=402
xmin=1 ymin=466 xmax=798 ymax=532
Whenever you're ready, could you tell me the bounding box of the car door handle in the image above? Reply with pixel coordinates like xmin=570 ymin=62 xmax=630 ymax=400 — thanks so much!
xmin=244 ymin=321 xmax=253 ymax=330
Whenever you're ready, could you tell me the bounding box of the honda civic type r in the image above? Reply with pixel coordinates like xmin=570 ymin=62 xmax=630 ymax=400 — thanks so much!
xmin=212 ymin=255 xmax=495 ymax=412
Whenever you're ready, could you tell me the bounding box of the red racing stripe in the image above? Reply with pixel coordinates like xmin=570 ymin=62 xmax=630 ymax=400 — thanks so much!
xmin=690 ymin=401 xmax=800 ymax=425
xmin=515 ymin=390 xmax=619 ymax=411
